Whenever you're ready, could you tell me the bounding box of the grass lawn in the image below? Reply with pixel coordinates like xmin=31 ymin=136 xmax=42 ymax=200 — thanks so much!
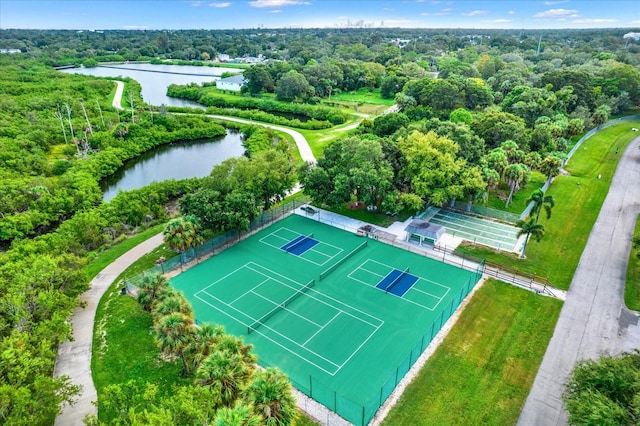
xmin=84 ymin=224 xmax=167 ymax=280
xmin=626 ymin=216 xmax=640 ymax=311
xmin=382 ymin=279 xmax=562 ymax=426
xmin=328 ymin=88 xmax=395 ymax=106
xmin=460 ymin=120 xmax=640 ymax=290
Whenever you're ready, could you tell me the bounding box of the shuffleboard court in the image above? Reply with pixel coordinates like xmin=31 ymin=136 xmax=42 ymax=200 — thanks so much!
xmin=428 ymin=208 xmax=521 ymax=251
xmin=171 ymin=214 xmax=483 ymax=425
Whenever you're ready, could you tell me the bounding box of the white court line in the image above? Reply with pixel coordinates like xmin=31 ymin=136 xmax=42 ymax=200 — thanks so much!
xmin=199 ymin=289 xmax=334 ymax=366
xmin=249 ymin=287 xmax=324 ymax=328
xmin=229 ymin=276 xmax=270 ymax=305
xmin=347 ymin=258 xmax=454 ymax=311
xmin=196 ymin=290 xmax=341 ymax=375
xmin=196 ymin=261 xmax=385 ymax=375
xmin=259 ymin=230 xmax=340 ymax=267
xmin=200 ymin=284 xmax=374 ymax=376
xmin=302 ymin=311 xmax=341 ymax=347
xmin=246 ymin=262 xmax=383 ymax=327
xmin=196 ymin=263 xmax=264 ymax=295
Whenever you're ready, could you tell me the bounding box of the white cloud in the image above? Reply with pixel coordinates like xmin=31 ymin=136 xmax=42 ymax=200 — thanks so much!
xmin=534 ymin=8 xmax=578 ymax=18
xmin=421 ymin=8 xmax=452 ymax=16
xmin=462 ymin=10 xmax=486 ymax=17
xmin=508 ymin=10 xmax=516 ymax=15
xmin=571 ymin=18 xmax=618 ymax=24
xmin=209 ymin=2 xmax=231 ymax=8
xmin=268 ymin=9 xmax=282 ymax=13
xmin=190 ymin=1 xmax=204 ymax=6
xmin=633 ymin=19 xmax=640 ymax=24
xmin=249 ymin=0 xmax=310 ymax=7
xmin=383 ymin=8 xmax=395 ymax=11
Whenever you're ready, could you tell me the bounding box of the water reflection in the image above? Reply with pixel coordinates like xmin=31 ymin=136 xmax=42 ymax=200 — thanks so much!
xmin=101 ymin=130 xmax=245 ymax=201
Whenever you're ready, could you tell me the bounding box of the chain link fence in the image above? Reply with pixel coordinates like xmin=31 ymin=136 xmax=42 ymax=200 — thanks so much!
xmin=126 ymin=199 xmax=308 ymax=291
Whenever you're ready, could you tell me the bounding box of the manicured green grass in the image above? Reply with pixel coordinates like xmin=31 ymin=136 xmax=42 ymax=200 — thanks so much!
xmin=84 ymin=224 xmax=166 ymax=280
xmin=625 ymin=216 xmax=640 ymax=311
xmin=328 ymin=88 xmax=395 ymax=106
xmin=460 ymin=120 xmax=640 ymax=290
xmin=382 ymin=279 xmax=562 ymax=426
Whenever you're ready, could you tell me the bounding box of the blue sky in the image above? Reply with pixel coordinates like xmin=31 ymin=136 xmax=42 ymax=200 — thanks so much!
xmin=1 ymin=1 xmax=639 ymax=30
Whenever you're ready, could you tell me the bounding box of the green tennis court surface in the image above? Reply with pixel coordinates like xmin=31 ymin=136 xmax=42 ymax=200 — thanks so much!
xmin=171 ymin=214 xmax=482 ymax=425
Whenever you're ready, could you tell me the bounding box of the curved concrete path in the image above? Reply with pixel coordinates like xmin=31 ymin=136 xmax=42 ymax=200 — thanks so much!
xmin=112 ymin=80 xmax=124 ymax=110
xmin=53 ymin=233 xmax=164 ymax=425
xmin=518 ymin=137 xmax=640 ymax=425
xmin=206 ymin=114 xmax=316 ymax=163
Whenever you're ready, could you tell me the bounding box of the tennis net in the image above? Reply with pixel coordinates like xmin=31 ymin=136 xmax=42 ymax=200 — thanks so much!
xmin=385 ymin=267 xmax=410 ymax=294
xmin=247 ymin=279 xmax=315 ymax=334
xmin=283 ymin=233 xmax=314 ymax=253
xmin=319 ymin=240 xmax=368 ymax=281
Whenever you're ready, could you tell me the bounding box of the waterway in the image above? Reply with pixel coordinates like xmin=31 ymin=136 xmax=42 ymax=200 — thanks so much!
xmin=60 ymin=63 xmax=241 ymax=106
xmin=60 ymin=64 xmax=247 ymax=200
xmin=101 ymin=131 xmax=245 ymax=202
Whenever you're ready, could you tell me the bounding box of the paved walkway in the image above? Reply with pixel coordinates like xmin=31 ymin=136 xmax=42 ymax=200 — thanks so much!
xmin=111 ymin=80 xmax=124 ymax=110
xmin=518 ymin=137 xmax=640 ymax=425
xmin=53 ymin=234 xmax=165 ymax=425
xmin=206 ymin=115 xmax=316 ymax=163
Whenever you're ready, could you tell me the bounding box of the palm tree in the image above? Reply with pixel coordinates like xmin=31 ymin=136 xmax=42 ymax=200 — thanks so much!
xmin=152 ymin=292 xmax=193 ymax=323
xmin=137 ymin=273 xmax=170 ymax=311
xmin=213 ymin=401 xmax=262 ymax=426
xmin=517 ymin=218 xmax=546 ymax=259
xmin=526 ymin=189 xmax=555 ymax=223
xmin=196 ymin=349 xmax=252 ymax=406
xmin=155 ymin=312 xmax=194 ymax=376
xmin=504 ymin=163 xmax=529 ymax=208
xmin=163 ymin=216 xmax=203 ymax=262
xmin=215 ymin=335 xmax=257 ymax=365
xmin=245 ymin=368 xmax=297 ymax=426
xmin=187 ymin=323 xmax=225 ymax=371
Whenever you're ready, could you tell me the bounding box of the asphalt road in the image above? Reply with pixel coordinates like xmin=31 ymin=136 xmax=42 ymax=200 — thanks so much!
xmin=518 ymin=136 xmax=640 ymax=425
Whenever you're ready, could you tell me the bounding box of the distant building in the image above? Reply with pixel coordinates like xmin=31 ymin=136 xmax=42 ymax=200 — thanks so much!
xmin=0 ymin=49 xmax=21 ymax=54
xmin=623 ymin=32 xmax=640 ymax=41
xmin=217 ymin=54 xmax=231 ymax=62
xmin=216 ymin=75 xmax=245 ymax=92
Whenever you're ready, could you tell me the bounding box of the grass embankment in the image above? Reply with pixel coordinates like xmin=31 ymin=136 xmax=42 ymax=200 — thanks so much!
xmin=626 ymin=216 xmax=640 ymax=311
xmin=84 ymin=224 xmax=167 ymax=279
xmin=460 ymin=120 xmax=640 ymax=289
xmin=90 ymin=242 xmax=187 ymax=417
xmin=383 ymin=279 xmax=562 ymax=426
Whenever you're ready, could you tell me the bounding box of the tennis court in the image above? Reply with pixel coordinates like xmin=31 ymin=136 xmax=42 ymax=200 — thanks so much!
xmin=171 ymin=214 xmax=482 ymax=425
xmin=426 ymin=208 xmax=522 ymax=252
